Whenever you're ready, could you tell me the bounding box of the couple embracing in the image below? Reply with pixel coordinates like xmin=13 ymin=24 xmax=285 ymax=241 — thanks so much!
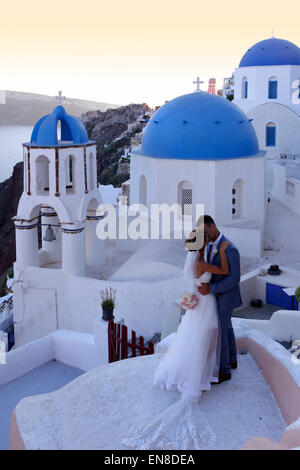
xmin=153 ymin=214 xmax=242 ymax=402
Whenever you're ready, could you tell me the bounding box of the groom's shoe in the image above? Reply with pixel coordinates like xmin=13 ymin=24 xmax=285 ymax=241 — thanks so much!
xmin=212 ymin=372 xmax=231 ymax=385
xmin=230 ymin=362 xmax=238 ymax=369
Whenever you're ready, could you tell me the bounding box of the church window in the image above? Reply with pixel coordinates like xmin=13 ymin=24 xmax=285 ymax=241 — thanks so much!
xmin=89 ymin=152 xmax=95 ymax=190
xmin=268 ymin=78 xmax=278 ymax=99
xmin=178 ymin=181 xmax=192 ymax=217
xmin=35 ymin=155 xmax=50 ymax=195
xmin=139 ymin=175 xmax=147 ymax=206
xmin=66 ymin=155 xmax=76 ymax=193
xmin=266 ymin=122 xmax=276 ymax=147
xmin=242 ymin=78 xmax=248 ymax=99
xmin=232 ymin=180 xmax=243 ymax=219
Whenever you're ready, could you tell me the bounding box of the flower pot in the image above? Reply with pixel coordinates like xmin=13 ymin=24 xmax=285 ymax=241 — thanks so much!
xmin=102 ymin=308 xmax=114 ymax=321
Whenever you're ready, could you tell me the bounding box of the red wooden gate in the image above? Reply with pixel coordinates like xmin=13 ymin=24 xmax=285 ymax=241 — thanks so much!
xmin=108 ymin=320 xmax=154 ymax=363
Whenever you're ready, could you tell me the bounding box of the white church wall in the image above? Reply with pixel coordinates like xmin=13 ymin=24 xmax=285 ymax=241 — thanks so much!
xmin=131 ymin=153 xmax=265 ymax=229
xmin=246 ymin=103 xmax=300 ymax=159
xmin=214 ymin=156 xmax=265 ymax=225
xmin=234 ymin=65 xmax=300 ymax=113
xmin=131 ymin=153 xmax=216 ymax=217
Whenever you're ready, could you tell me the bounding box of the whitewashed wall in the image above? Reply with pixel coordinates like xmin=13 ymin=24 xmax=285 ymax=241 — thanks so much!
xmin=130 ymin=153 xmax=265 ymax=228
xmin=13 ymin=266 xmax=185 ymax=346
xmin=246 ymin=103 xmax=300 ymax=158
xmin=234 ymin=64 xmax=300 ymax=111
xmin=272 ymin=162 xmax=300 ymax=216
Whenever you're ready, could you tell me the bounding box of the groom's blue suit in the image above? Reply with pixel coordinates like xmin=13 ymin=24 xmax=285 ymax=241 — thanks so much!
xmin=207 ymin=234 xmax=242 ymax=375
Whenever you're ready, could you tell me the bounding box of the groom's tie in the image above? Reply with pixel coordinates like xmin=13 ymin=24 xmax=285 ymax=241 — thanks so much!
xmin=208 ymin=244 xmax=213 ymax=264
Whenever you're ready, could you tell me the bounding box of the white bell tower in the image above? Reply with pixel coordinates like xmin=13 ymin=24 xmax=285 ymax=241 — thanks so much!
xmin=14 ymin=93 xmax=105 ymax=276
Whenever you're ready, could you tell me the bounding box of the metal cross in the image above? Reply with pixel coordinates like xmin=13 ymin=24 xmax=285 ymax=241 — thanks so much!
xmin=193 ymin=77 xmax=204 ymax=92
xmin=55 ymin=90 xmax=66 ymax=105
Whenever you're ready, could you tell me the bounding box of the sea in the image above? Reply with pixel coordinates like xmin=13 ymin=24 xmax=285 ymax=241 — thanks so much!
xmin=0 ymin=125 xmax=33 ymax=183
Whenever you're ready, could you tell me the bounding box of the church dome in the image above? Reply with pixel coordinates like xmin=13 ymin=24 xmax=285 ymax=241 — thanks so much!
xmin=141 ymin=92 xmax=259 ymax=160
xmin=239 ymin=37 xmax=300 ymax=67
xmin=30 ymin=105 xmax=91 ymax=146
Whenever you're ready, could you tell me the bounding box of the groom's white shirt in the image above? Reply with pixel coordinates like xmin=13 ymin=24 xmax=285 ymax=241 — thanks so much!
xmin=209 ymin=232 xmax=223 ymax=264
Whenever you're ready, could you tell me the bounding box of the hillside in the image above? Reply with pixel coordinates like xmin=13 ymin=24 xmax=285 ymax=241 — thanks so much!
xmin=0 ymin=90 xmax=119 ymax=125
xmin=81 ymin=103 xmax=152 ymax=186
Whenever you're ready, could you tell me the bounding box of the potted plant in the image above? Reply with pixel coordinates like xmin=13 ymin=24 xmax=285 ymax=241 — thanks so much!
xmin=100 ymin=287 xmax=117 ymax=321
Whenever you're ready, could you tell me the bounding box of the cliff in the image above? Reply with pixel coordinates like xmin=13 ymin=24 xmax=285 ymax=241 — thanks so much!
xmin=0 ymin=162 xmax=23 ymax=276
xmin=81 ymin=103 xmax=152 ymax=186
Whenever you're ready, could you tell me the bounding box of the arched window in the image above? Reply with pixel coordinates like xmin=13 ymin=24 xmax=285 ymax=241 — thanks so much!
xmin=268 ymin=77 xmax=278 ymax=99
xmin=232 ymin=179 xmax=243 ymax=219
xmin=178 ymin=181 xmax=192 ymax=217
xmin=65 ymin=155 xmax=76 ymax=193
xmin=139 ymin=175 xmax=147 ymax=206
xmin=35 ymin=155 xmax=50 ymax=195
xmin=266 ymin=122 xmax=276 ymax=147
xmin=89 ymin=152 xmax=95 ymax=191
xmin=242 ymin=77 xmax=248 ymax=99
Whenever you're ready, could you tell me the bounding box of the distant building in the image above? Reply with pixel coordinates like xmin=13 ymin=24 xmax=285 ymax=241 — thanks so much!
xmin=223 ymin=75 xmax=234 ymax=99
xmin=208 ymin=78 xmax=217 ymax=94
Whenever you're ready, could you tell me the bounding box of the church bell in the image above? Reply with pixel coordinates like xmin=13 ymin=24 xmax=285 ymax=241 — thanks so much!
xmin=43 ymin=225 xmax=56 ymax=242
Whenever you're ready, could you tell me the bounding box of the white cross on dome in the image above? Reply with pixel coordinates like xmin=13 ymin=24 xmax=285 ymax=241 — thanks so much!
xmin=55 ymin=90 xmax=66 ymax=105
xmin=193 ymin=77 xmax=204 ymax=92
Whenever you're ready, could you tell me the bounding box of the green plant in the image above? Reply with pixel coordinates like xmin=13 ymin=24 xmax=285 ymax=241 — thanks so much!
xmin=6 ymin=266 xmax=14 ymax=279
xmin=100 ymin=287 xmax=117 ymax=311
xmin=295 ymin=286 xmax=300 ymax=304
xmin=102 ymin=298 xmax=115 ymax=310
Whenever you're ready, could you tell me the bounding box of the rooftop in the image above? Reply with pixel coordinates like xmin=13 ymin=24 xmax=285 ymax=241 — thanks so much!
xmin=140 ymin=92 xmax=259 ymax=161
xmin=11 ymin=348 xmax=287 ymax=450
xmin=0 ymin=360 xmax=83 ymax=450
xmin=239 ymin=37 xmax=300 ymax=67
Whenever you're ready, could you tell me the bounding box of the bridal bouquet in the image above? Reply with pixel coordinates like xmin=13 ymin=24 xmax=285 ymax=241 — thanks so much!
xmin=179 ymin=292 xmax=199 ymax=310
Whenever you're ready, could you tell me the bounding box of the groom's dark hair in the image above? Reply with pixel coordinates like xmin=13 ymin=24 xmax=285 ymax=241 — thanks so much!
xmin=197 ymin=214 xmax=216 ymax=227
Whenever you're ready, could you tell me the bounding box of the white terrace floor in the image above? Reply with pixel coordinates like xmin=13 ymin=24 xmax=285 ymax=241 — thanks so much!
xmin=11 ymin=351 xmax=287 ymax=450
xmin=0 ymin=360 xmax=83 ymax=450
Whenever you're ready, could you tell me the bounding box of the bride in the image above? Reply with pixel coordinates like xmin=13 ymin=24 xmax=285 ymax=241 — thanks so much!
xmin=122 ymin=230 xmax=231 ymax=450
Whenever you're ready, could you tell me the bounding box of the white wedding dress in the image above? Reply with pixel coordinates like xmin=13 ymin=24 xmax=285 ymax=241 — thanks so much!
xmin=153 ymin=251 xmax=221 ymax=402
xmin=122 ymin=251 xmax=221 ymax=450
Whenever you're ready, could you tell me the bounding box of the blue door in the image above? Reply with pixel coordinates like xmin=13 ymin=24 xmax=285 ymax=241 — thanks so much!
xmin=266 ymin=283 xmax=299 ymax=310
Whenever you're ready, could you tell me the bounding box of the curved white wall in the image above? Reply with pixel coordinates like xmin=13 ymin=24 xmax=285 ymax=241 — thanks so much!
xmin=247 ymin=103 xmax=300 ymax=158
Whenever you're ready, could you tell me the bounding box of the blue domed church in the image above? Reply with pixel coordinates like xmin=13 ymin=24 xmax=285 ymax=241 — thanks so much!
xmin=234 ymin=37 xmax=300 ymax=161
xmin=130 ymin=90 xmax=265 ymax=256
xmin=233 ymin=36 xmax=300 ymax=216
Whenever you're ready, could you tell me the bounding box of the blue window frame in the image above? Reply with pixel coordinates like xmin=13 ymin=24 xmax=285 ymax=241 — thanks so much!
xmin=268 ymin=79 xmax=278 ymax=99
xmin=242 ymin=79 xmax=248 ymax=99
xmin=266 ymin=123 xmax=276 ymax=147
xmin=244 ymin=81 xmax=248 ymax=98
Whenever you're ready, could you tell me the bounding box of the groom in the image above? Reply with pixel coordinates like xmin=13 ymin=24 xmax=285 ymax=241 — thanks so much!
xmin=196 ymin=215 xmax=242 ymax=384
